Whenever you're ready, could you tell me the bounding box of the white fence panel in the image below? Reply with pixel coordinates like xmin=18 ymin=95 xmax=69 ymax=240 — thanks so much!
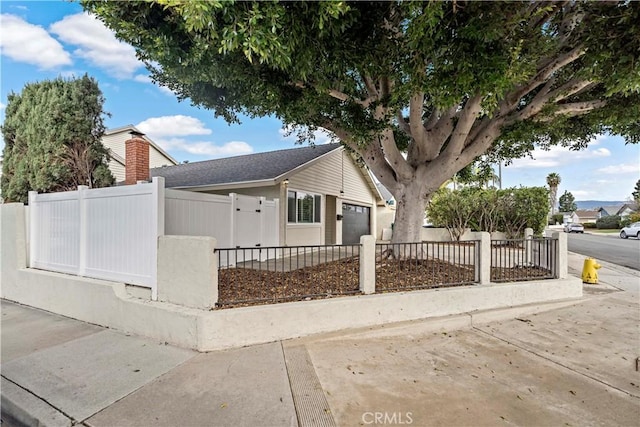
xmin=164 ymin=190 xmax=279 ymax=267
xmin=29 ymin=178 xmax=164 ymax=298
xmin=165 ymin=189 xmax=233 ymax=247
xmin=29 ymin=190 xmax=80 ymax=275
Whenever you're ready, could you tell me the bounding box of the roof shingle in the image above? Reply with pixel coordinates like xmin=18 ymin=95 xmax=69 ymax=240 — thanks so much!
xmin=151 ymin=143 xmax=340 ymax=188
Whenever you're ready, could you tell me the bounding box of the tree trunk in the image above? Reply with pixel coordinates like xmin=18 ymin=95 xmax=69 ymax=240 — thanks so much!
xmin=391 ymin=182 xmax=429 ymax=244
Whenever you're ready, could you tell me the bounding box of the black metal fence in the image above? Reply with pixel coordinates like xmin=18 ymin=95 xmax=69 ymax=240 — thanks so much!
xmin=375 ymin=241 xmax=479 ymax=291
xmin=215 ymin=244 xmax=361 ymax=307
xmin=491 ymin=238 xmax=557 ymax=282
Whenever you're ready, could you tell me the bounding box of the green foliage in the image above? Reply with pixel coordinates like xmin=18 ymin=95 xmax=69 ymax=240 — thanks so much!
xmin=583 ymin=222 xmax=597 ymax=229
xmin=596 ymin=215 xmax=621 ymax=230
xmin=633 ymin=179 xmax=640 ymax=204
xmin=427 ymin=186 xmax=548 ymax=239
xmin=558 ymin=191 xmax=577 ymax=213
xmin=1 ymin=75 xmax=114 ymax=203
xmin=427 ymin=188 xmax=479 ymax=241
xmin=82 ymin=1 xmax=640 ymax=242
xmin=629 ymin=212 xmax=640 ymax=224
xmin=551 ymin=214 xmax=564 ymax=225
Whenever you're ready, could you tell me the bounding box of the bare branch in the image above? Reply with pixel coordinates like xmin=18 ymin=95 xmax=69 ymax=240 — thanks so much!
xmin=539 ymin=100 xmax=608 ymax=120
xmin=379 ymin=127 xmax=413 ymax=181
xmin=443 ymin=95 xmax=483 ymax=157
xmin=508 ymin=46 xmax=585 ymax=104
xmin=409 ymin=93 xmax=426 ymax=146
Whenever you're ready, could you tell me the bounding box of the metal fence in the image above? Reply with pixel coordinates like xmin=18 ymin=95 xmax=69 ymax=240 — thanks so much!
xmin=375 ymin=241 xmax=479 ymax=291
xmin=215 ymin=244 xmax=361 ymax=307
xmin=491 ymin=238 xmax=557 ymax=282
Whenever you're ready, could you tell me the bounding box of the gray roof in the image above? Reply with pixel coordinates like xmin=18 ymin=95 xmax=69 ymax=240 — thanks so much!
xmin=375 ymin=181 xmax=394 ymax=202
xmin=151 ymin=143 xmax=341 ymax=188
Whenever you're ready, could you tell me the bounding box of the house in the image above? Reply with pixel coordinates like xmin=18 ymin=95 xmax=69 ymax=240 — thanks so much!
xmin=147 ymin=142 xmax=384 ymax=245
xmin=566 ymin=210 xmax=598 ymax=224
xmin=102 ymin=125 xmax=178 ymax=182
xmin=598 ymin=203 xmax=638 ymax=219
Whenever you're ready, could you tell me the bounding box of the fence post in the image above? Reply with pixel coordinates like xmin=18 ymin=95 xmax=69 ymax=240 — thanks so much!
xmin=359 ymin=235 xmax=375 ymax=294
xmin=28 ymin=191 xmax=37 ymax=269
xmin=524 ymin=227 xmax=533 ymax=265
xmin=552 ymin=231 xmax=568 ymax=279
xmin=157 ymin=236 xmax=218 ymax=309
xmin=78 ymin=185 xmax=88 ymax=276
xmin=476 ymin=232 xmax=491 ymax=285
xmin=151 ymin=177 xmax=165 ymax=301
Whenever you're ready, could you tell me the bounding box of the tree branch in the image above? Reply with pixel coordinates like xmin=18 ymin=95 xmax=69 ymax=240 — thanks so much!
xmin=443 ymin=95 xmax=483 ymax=157
xmin=409 ymin=93 xmax=426 ymax=146
xmin=537 ymin=100 xmax=608 ymax=121
xmin=396 ymin=110 xmax=412 ymax=138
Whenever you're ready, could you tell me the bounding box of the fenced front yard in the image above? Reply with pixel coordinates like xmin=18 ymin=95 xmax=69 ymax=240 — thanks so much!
xmin=24 ymin=180 xmax=564 ymax=311
xmin=215 ymin=234 xmax=560 ymax=308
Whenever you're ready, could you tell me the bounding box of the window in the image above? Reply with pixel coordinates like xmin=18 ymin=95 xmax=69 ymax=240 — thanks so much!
xmin=288 ymin=190 xmax=321 ymax=223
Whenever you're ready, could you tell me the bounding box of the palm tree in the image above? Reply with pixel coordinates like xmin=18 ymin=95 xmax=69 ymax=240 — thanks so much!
xmin=546 ymin=173 xmax=561 ymax=215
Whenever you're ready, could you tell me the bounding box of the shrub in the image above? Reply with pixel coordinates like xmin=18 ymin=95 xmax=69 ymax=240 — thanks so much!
xmin=629 ymin=212 xmax=640 ymax=223
xmin=583 ymin=222 xmax=597 ymax=229
xmin=552 ymin=214 xmax=564 ymax=225
xmin=595 ymin=215 xmax=621 ymax=229
xmin=427 ymin=186 xmax=548 ymax=239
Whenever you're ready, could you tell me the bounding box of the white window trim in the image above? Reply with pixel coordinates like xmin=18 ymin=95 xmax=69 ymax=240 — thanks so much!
xmin=287 ymin=188 xmax=323 ymax=224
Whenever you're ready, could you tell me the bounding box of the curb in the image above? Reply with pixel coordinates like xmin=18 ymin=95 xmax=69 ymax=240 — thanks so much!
xmin=1 ymin=377 xmax=72 ymax=427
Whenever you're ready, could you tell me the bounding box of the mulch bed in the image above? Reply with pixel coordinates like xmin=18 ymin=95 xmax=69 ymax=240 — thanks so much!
xmin=217 ymin=257 xmax=360 ymax=308
xmin=217 ymin=257 xmax=478 ymax=308
xmin=491 ymin=266 xmax=554 ymax=282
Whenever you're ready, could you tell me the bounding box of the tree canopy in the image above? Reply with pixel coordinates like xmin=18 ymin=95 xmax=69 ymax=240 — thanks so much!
xmin=1 ymin=75 xmax=114 ymax=203
xmin=83 ymin=0 xmax=640 ymax=242
xmin=559 ymin=190 xmax=577 ymax=213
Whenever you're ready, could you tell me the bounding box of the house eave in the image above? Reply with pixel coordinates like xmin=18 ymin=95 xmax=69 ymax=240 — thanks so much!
xmin=170 ymin=179 xmax=277 ymax=192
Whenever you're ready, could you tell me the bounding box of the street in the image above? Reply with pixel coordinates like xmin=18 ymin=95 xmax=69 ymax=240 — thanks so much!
xmin=568 ymin=232 xmax=640 ymax=271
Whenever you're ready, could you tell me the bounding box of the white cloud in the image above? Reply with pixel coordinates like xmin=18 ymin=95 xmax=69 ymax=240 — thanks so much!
xmin=0 ymin=102 xmax=5 ymax=110
xmin=50 ymin=13 xmax=142 ymax=79
xmin=596 ymin=163 xmax=640 ymax=175
xmin=508 ymin=145 xmax=611 ymax=169
xmin=279 ymin=125 xmax=335 ymax=145
xmin=156 ymin=138 xmax=253 ymax=158
xmin=136 ymin=115 xmax=212 ymax=138
xmin=0 ymin=14 xmax=72 ymax=69
xmin=133 ymin=74 xmax=152 ymax=84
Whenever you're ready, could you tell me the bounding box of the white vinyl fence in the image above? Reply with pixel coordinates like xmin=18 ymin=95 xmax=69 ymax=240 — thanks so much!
xmin=29 ymin=178 xmax=165 ymax=298
xmin=165 ymin=190 xmax=279 ymax=266
xmin=28 ymin=180 xmax=280 ymax=295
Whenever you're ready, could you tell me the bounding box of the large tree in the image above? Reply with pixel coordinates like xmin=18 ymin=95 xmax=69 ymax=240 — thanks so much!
xmin=632 ymin=179 xmax=640 ymax=204
xmin=1 ymin=75 xmax=114 ymax=203
xmin=546 ymin=173 xmax=561 ymax=216
xmin=84 ymin=1 xmax=639 ymax=242
xmin=559 ymin=190 xmax=578 ymax=213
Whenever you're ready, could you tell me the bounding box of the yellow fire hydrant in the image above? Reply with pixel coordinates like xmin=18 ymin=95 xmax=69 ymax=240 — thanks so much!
xmin=582 ymin=258 xmax=601 ymax=284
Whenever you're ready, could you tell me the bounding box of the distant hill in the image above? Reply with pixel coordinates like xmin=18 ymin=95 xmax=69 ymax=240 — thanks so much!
xmin=575 ymin=200 xmax=627 ymax=210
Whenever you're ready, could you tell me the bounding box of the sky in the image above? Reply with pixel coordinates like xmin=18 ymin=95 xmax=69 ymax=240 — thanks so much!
xmin=1 ymin=1 xmax=639 ymax=201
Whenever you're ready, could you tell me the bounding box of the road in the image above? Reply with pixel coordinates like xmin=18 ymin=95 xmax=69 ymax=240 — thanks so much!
xmin=567 ymin=232 xmax=640 ymax=271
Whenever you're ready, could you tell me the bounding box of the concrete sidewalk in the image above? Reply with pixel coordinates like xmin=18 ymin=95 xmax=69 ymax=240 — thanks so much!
xmin=2 ymin=255 xmax=639 ymax=426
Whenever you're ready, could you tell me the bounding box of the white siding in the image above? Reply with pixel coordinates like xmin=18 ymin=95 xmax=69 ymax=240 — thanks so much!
xmin=108 ymin=159 xmax=126 ymax=182
xmin=288 ymin=150 xmax=374 ymax=205
xmin=202 ymin=185 xmax=280 ymax=200
xmin=101 ymin=130 xmax=176 ymax=181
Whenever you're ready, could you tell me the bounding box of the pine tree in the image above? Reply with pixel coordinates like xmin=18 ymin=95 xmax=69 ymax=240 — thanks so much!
xmin=1 ymin=75 xmax=114 ymax=203
xmin=559 ymin=191 xmax=578 ymax=213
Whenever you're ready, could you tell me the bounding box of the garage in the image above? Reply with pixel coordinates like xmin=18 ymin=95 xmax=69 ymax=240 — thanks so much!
xmin=342 ymin=203 xmax=371 ymax=244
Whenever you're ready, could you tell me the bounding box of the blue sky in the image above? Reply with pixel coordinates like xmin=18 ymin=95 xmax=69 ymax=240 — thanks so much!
xmin=1 ymin=1 xmax=639 ymax=201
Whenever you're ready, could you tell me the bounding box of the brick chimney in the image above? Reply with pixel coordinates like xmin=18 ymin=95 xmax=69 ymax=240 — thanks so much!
xmin=125 ymin=131 xmax=150 ymax=184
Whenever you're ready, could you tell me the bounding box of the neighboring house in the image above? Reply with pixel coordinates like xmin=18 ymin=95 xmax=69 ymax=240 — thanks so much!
xmin=150 ymin=143 xmax=384 ymax=245
xmin=102 ymin=125 xmax=178 ymax=182
xmin=567 ymin=210 xmax=598 ymax=224
xmin=597 ymin=203 xmax=638 ymax=219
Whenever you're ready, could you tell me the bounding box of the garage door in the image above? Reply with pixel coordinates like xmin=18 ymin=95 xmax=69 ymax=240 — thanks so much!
xmin=342 ymin=203 xmax=370 ymax=245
